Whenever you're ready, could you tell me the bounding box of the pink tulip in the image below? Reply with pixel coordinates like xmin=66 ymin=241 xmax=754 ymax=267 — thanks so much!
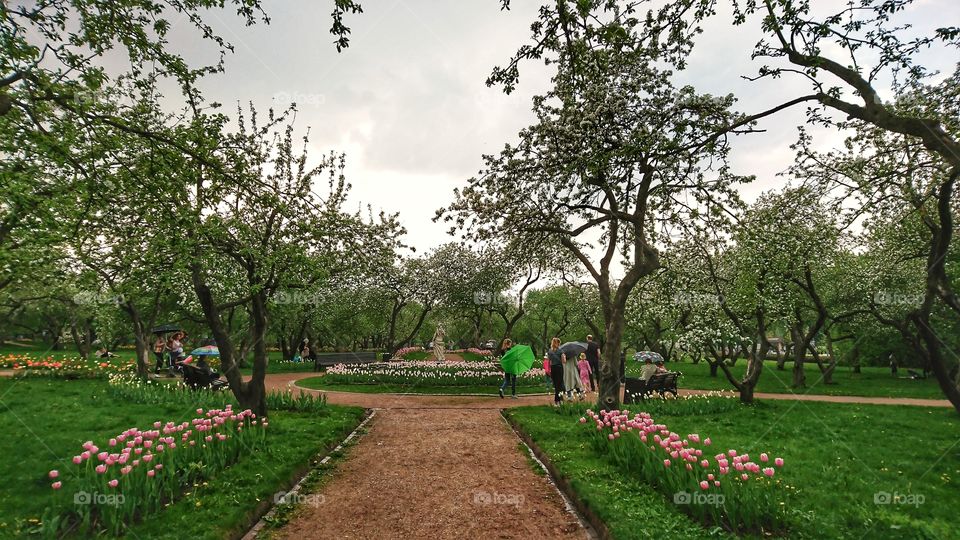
xmin=108 ymin=479 xmax=118 ymax=488
xmin=704 ymin=437 xmax=711 ymax=446
xmin=51 ymin=482 xmax=62 ymax=490
xmin=774 ymin=457 xmax=784 ymax=467
xmin=72 ymin=456 xmax=82 ymax=465
xmin=147 ymin=470 xmax=155 ymax=478
xmin=685 ymin=463 xmax=693 ymax=471
xmin=707 ymin=474 xmax=715 ymax=481
xmin=109 ymin=438 xmax=117 ymax=447
xmin=579 ymin=417 xmax=586 ymax=424
xmin=763 ymin=467 xmax=775 ymax=477
xmin=608 ymin=434 xmax=615 ymax=440
xmin=740 ymin=473 xmax=749 ymax=481
xmin=728 ymin=450 xmax=737 ymax=457
xmin=663 ymin=459 xmax=671 ymax=467
xmin=48 ymin=470 xmax=59 ymax=479
xmin=760 ymin=453 xmax=769 ymax=462
xmin=699 ymin=480 xmax=709 ymax=490
xmin=700 ymin=459 xmax=709 ymax=468
xmin=714 ymin=480 xmax=721 ymax=487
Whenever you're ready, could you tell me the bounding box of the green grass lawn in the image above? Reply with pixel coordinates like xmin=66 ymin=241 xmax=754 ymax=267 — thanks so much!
xmin=627 ymin=359 xmax=946 ymax=400
xmin=508 ymin=401 xmax=960 ymax=539
xmin=297 ymin=377 xmax=551 ymax=395
xmin=0 ymin=378 xmax=364 ymax=538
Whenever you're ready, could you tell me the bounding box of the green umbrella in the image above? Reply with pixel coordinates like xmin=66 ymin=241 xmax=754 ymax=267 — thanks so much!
xmin=500 ymin=344 xmax=535 ymax=375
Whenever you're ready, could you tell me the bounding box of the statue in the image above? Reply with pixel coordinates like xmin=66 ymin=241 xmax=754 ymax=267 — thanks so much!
xmin=432 ymin=324 xmax=446 ymax=362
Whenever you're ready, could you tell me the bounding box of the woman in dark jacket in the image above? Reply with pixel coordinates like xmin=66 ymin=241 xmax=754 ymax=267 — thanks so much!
xmin=546 ymin=337 xmax=566 ymax=406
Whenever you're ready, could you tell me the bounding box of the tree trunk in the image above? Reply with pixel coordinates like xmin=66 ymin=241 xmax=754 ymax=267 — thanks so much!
xmin=709 ymin=361 xmax=719 ymax=377
xmin=913 ymin=312 xmax=960 ymax=415
xmin=775 ymin=347 xmax=787 ymax=370
xmin=851 ymin=345 xmax=862 ymax=374
xmin=791 ymin=326 xmax=806 ymax=388
xmin=598 ymin=308 xmax=626 ymax=410
xmin=191 ymin=264 xmax=268 ymax=417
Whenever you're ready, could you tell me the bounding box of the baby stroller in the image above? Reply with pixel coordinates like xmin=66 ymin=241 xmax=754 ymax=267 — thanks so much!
xmin=179 ymin=357 xmax=229 ymax=390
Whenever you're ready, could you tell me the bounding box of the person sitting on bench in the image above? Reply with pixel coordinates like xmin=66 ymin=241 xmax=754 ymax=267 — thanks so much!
xmin=654 ymin=357 xmax=668 ymax=374
xmin=640 ymin=356 xmax=658 ymax=381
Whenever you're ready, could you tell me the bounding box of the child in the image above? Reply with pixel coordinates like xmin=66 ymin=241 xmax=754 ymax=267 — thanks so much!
xmin=542 ymin=354 xmax=552 ymax=389
xmin=577 ymin=352 xmax=592 ymax=391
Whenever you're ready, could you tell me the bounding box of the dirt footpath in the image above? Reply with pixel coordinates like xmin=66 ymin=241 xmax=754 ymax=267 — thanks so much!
xmin=275 ymin=408 xmax=588 ymax=540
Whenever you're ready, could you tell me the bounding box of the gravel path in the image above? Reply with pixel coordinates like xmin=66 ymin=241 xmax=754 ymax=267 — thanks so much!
xmin=275 ymin=408 xmax=588 ymax=540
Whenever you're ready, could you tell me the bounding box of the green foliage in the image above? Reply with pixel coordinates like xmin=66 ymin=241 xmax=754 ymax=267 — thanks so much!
xmin=510 ymin=401 xmax=960 ymax=538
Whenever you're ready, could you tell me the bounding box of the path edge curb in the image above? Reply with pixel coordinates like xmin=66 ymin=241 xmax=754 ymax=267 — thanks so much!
xmin=240 ymin=408 xmax=377 ymax=540
xmin=501 ymin=410 xmax=610 ymax=540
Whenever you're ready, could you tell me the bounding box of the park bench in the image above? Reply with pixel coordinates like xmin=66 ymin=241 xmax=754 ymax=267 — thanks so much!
xmin=313 ymin=351 xmax=387 ymax=371
xmin=623 ymin=372 xmax=681 ymax=404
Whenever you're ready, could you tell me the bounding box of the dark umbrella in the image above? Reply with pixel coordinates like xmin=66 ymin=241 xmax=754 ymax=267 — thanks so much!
xmin=559 ymin=341 xmax=588 ymax=360
xmin=151 ymin=324 xmax=181 ymax=335
xmin=634 ymin=351 xmax=665 ymax=363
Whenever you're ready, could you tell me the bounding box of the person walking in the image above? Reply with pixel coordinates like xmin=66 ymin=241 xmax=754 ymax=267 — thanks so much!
xmin=152 ymin=335 xmax=167 ymax=374
xmin=585 ymin=335 xmax=601 ymax=392
xmin=498 ymin=338 xmax=518 ymax=399
xmin=168 ymin=332 xmax=184 ymax=375
xmin=547 ymin=338 xmax=566 ymax=407
xmin=577 ymin=352 xmax=593 ymax=392
xmin=563 ymin=346 xmax=586 ymax=401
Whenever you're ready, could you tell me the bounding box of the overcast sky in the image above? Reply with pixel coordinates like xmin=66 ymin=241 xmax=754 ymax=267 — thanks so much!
xmin=170 ymin=0 xmax=958 ymax=254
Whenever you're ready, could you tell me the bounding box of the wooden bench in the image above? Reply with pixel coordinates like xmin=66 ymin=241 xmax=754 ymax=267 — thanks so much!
xmin=313 ymin=351 xmax=386 ymax=371
xmin=623 ymin=372 xmax=681 ymax=404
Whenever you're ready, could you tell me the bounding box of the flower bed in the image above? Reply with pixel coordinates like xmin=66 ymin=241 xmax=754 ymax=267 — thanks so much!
xmin=108 ymin=374 xmax=328 ymax=413
xmin=2 ymin=354 xmax=135 ymax=379
xmin=325 ymin=360 xmax=545 ymax=387
xmin=45 ymin=406 xmax=266 ymax=536
xmin=392 ymin=346 xmax=424 ymax=359
xmin=582 ymin=408 xmax=788 ymax=533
